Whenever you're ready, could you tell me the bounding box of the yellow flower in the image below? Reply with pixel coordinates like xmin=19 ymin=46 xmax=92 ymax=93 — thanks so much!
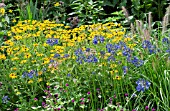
xmin=0 ymin=8 xmax=5 ymax=15
xmin=38 ymin=71 xmax=43 ymax=75
xmin=54 ymin=2 xmax=60 ymax=7
xmin=21 ymin=47 xmax=29 ymax=52
xmin=8 ymin=9 xmax=13 ymax=13
xmin=110 ymin=64 xmax=117 ymax=68
xmin=5 ymin=40 xmax=14 ymax=46
xmin=113 ymin=76 xmax=121 ymax=80
xmin=24 ymin=53 xmax=31 ymax=58
xmin=0 ymin=54 xmax=6 ymax=60
xmin=33 ymin=43 xmax=38 ymax=47
xmin=12 ymin=19 xmax=16 ymax=23
xmin=20 ymin=60 xmax=27 ymax=64
xmin=110 ymin=70 xmax=118 ymax=75
xmin=28 ymin=80 xmax=33 ymax=84
xmin=38 ymin=78 xmax=43 ymax=82
xmin=37 ymin=53 xmax=44 ymax=57
xmin=43 ymin=43 xmax=48 ymax=47
xmin=11 ymin=57 xmax=19 ymax=61
xmin=46 ymin=82 xmax=50 ymax=86
xmin=16 ymin=91 xmax=21 ymax=95
xmin=124 ymin=37 xmax=131 ymax=42
xmin=9 ymin=73 xmax=17 ymax=79
xmin=13 ymin=67 xmax=17 ymax=70
xmin=31 ymin=60 xmax=36 ymax=63
xmin=117 ymin=52 xmax=122 ymax=56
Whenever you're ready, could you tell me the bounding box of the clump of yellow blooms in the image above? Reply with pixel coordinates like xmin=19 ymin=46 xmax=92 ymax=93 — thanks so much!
xmin=1 ymin=19 xmax=136 ymax=83
xmin=0 ymin=8 xmax=5 ymax=15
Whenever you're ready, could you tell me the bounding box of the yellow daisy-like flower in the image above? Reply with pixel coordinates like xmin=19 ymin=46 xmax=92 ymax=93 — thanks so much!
xmin=38 ymin=78 xmax=43 ymax=82
xmin=20 ymin=60 xmax=27 ymax=64
xmin=28 ymin=80 xmax=33 ymax=84
xmin=0 ymin=8 xmax=5 ymax=15
xmin=31 ymin=60 xmax=36 ymax=63
xmin=54 ymin=2 xmax=60 ymax=7
xmin=12 ymin=67 xmax=17 ymax=70
xmin=38 ymin=71 xmax=43 ymax=76
xmin=33 ymin=43 xmax=38 ymax=47
xmin=24 ymin=53 xmax=31 ymax=58
xmin=46 ymin=82 xmax=50 ymax=86
xmin=0 ymin=54 xmax=6 ymax=60
xmin=12 ymin=19 xmax=16 ymax=23
xmin=11 ymin=57 xmax=19 ymax=61
xmin=9 ymin=73 xmax=17 ymax=79
xmin=16 ymin=91 xmax=21 ymax=95
xmin=21 ymin=47 xmax=29 ymax=52
xmin=113 ymin=76 xmax=121 ymax=80
xmin=8 ymin=9 xmax=13 ymax=13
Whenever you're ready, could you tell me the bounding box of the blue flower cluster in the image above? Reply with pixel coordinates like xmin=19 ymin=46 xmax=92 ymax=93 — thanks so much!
xmin=46 ymin=38 xmax=59 ymax=46
xmin=136 ymin=78 xmax=151 ymax=92
xmin=122 ymin=66 xmax=128 ymax=74
xmin=93 ymin=35 xmax=104 ymax=44
xmin=131 ymin=56 xmax=144 ymax=67
xmin=105 ymin=41 xmax=144 ymax=67
xmin=22 ymin=70 xmax=38 ymax=78
xmin=142 ymin=40 xmax=157 ymax=54
xmin=2 ymin=95 xmax=10 ymax=104
xmin=74 ymin=48 xmax=98 ymax=64
xmin=54 ymin=53 xmax=60 ymax=58
xmin=162 ymin=37 xmax=170 ymax=58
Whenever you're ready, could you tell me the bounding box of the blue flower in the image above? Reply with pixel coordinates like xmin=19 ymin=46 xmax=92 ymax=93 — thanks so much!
xmin=76 ymin=56 xmax=85 ymax=64
xmin=93 ymin=36 xmax=98 ymax=44
xmin=142 ymin=40 xmax=152 ymax=49
xmin=123 ymin=66 xmax=128 ymax=74
xmin=50 ymin=59 xmax=54 ymax=63
xmin=166 ymin=48 xmax=170 ymax=54
xmin=63 ymin=54 xmax=69 ymax=58
xmin=107 ymin=55 xmax=115 ymax=61
xmin=22 ymin=72 xmax=27 ymax=78
xmin=46 ymin=38 xmax=58 ymax=46
xmin=67 ymin=73 xmax=71 ymax=77
xmin=85 ymin=55 xmax=98 ymax=63
xmin=99 ymin=36 xmax=104 ymax=43
xmin=162 ymin=37 xmax=169 ymax=44
xmin=28 ymin=70 xmax=36 ymax=78
xmin=93 ymin=36 xmax=105 ymax=44
xmin=148 ymin=45 xmax=156 ymax=54
xmin=122 ymin=46 xmax=131 ymax=56
xmin=136 ymin=78 xmax=151 ymax=92
xmin=27 ymin=72 xmax=34 ymax=78
xmin=22 ymin=70 xmax=37 ymax=78
xmin=106 ymin=44 xmax=113 ymax=53
xmin=86 ymin=48 xmax=90 ymax=52
xmin=2 ymin=95 xmax=10 ymax=104
xmin=100 ymin=51 xmax=105 ymax=56
xmin=131 ymin=56 xmax=144 ymax=67
xmin=54 ymin=53 xmax=60 ymax=58
xmin=75 ymin=48 xmax=84 ymax=56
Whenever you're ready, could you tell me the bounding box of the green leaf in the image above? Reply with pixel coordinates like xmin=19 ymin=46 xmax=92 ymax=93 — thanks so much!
xmin=88 ymin=0 xmax=93 ymax=5
xmin=5 ymin=15 xmax=10 ymax=24
xmin=0 ymin=22 xmax=2 ymax=27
